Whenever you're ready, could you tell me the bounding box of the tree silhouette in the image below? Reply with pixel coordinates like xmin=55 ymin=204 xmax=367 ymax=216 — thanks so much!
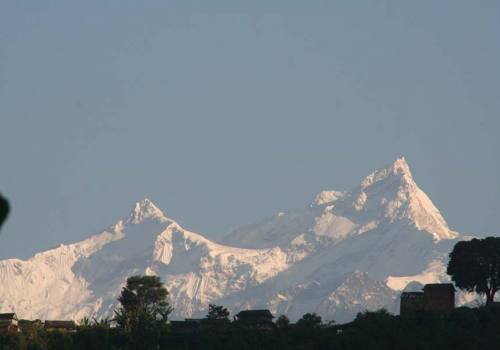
xmin=206 ymin=304 xmax=230 ymax=320
xmin=448 ymin=237 xmax=500 ymax=304
xmin=296 ymin=313 xmax=322 ymax=328
xmin=275 ymin=315 xmax=291 ymax=329
xmin=115 ymin=275 xmax=173 ymax=330
xmin=0 ymin=193 xmax=9 ymax=231
xmin=114 ymin=275 xmax=173 ymax=350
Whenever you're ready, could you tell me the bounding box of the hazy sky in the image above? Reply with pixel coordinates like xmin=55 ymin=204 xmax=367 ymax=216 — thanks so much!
xmin=1 ymin=1 xmax=499 ymax=259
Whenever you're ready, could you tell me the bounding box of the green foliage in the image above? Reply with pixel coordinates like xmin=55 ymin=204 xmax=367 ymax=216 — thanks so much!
xmin=354 ymin=308 xmax=393 ymax=323
xmin=114 ymin=275 xmax=172 ymax=330
xmin=73 ymin=327 xmax=122 ymax=350
xmin=206 ymin=304 xmax=230 ymax=320
xmin=45 ymin=332 xmax=73 ymax=350
xmin=296 ymin=312 xmax=322 ymax=328
xmin=114 ymin=275 xmax=172 ymax=350
xmin=0 ymin=332 xmax=26 ymax=350
xmin=78 ymin=317 xmax=92 ymax=329
xmin=5 ymin=307 xmax=500 ymax=349
xmin=116 ymin=275 xmax=173 ymax=324
xmin=448 ymin=237 xmax=500 ymax=303
xmin=19 ymin=320 xmax=47 ymax=349
xmin=275 ymin=315 xmax=290 ymax=329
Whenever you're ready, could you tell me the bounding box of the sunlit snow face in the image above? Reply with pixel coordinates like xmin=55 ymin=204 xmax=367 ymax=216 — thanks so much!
xmin=0 ymin=158 xmax=465 ymax=322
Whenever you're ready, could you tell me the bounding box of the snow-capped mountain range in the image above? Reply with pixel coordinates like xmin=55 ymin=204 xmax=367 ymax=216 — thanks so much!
xmin=0 ymin=158 xmax=482 ymax=322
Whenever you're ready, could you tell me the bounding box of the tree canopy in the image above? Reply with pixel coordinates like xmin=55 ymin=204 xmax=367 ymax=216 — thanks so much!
xmin=447 ymin=237 xmax=500 ymax=304
xmin=6 ymin=307 xmax=500 ymax=350
xmin=275 ymin=315 xmax=291 ymax=329
xmin=114 ymin=275 xmax=173 ymax=349
xmin=115 ymin=275 xmax=173 ymax=330
xmin=206 ymin=304 xmax=230 ymax=320
xmin=296 ymin=313 xmax=323 ymax=328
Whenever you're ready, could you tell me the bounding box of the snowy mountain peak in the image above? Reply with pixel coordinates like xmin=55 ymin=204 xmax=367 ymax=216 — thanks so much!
xmin=391 ymin=156 xmax=411 ymax=175
xmin=360 ymin=157 xmax=414 ymax=190
xmin=0 ymin=158 xmax=470 ymax=323
xmin=223 ymin=157 xmax=459 ymax=249
xmin=127 ymin=198 xmax=168 ymax=224
xmin=354 ymin=158 xmax=458 ymax=241
xmin=312 ymin=190 xmax=346 ymax=206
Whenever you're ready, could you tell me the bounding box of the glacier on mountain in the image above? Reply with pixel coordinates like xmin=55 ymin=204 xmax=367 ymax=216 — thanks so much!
xmin=0 ymin=158 xmax=484 ymax=322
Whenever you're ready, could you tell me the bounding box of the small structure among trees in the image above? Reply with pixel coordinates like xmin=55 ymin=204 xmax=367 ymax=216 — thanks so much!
xmin=400 ymin=292 xmax=426 ymax=317
xmin=0 ymin=313 xmax=19 ymax=333
xmin=400 ymin=283 xmax=455 ymax=317
xmin=170 ymin=319 xmax=204 ymax=333
xmin=234 ymin=310 xmax=275 ymax=330
xmin=44 ymin=320 xmax=77 ymax=333
xmin=423 ymin=284 xmax=455 ymax=313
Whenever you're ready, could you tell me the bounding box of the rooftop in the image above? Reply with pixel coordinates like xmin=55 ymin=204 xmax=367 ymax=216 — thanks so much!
xmin=236 ymin=310 xmax=274 ymax=318
xmin=423 ymin=283 xmax=455 ymax=291
xmin=44 ymin=320 xmax=76 ymax=328
xmin=401 ymin=292 xmax=424 ymax=298
xmin=0 ymin=313 xmax=17 ymax=320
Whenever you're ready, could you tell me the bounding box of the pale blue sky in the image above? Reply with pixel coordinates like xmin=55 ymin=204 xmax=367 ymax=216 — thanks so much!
xmin=1 ymin=1 xmax=499 ymax=259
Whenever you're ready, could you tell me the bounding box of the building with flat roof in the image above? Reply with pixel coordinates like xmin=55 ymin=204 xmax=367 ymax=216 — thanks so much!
xmin=0 ymin=313 xmax=19 ymax=333
xmin=423 ymin=283 xmax=455 ymax=313
xmin=400 ymin=283 xmax=455 ymax=317
xmin=44 ymin=320 xmax=77 ymax=333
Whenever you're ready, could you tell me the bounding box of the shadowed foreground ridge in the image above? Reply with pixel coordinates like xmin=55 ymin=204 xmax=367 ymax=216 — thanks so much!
xmin=2 ymin=307 xmax=500 ymax=350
